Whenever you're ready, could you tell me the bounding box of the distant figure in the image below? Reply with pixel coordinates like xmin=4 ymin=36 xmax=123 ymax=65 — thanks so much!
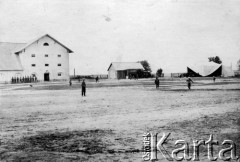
xmin=155 ymin=77 xmax=160 ymax=89
xmin=81 ymin=79 xmax=86 ymax=96
xmin=213 ymin=76 xmax=216 ymax=82
xmin=186 ymin=77 xmax=194 ymax=90
xmin=69 ymin=79 xmax=72 ymax=86
xmin=96 ymin=76 xmax=99 ymax=83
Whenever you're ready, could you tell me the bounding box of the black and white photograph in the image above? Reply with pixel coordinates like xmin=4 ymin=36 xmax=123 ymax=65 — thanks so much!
xmin=0 ymin=0 xmax=240 ymax=161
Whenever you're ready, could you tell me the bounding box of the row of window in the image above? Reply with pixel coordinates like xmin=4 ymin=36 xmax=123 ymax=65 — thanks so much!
xmin=31 ymin=54 xmax=61 ymax=57
xmin=32 ymin=64 xmax=62 ymax=67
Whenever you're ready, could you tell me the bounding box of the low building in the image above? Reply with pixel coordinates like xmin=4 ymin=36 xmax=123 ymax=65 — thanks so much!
xmin=107 ymin=62 xmax=144 ymax=79
xmin=0 ymin=34 xmax=73 ymax=83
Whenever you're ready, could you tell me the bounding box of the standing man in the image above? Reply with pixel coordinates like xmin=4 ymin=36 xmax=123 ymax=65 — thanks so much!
xmin=186 ymin=77 xmax=194 ymax=90
xmin=155 ymin=77 xmax=160 ymax=89
xmin=82 ymin=79 xmax=86 ymax=96
xmin=213 ymin=76 xmax=216 ymax=82
xmin=69 ymin=79 xmax=72 ymax=86
xmin=96 ymin=76 xmax=99 ymax=83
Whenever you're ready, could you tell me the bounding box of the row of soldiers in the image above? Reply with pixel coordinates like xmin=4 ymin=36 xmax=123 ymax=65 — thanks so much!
xmin=11 ymin=76 xmax=38 ymax=83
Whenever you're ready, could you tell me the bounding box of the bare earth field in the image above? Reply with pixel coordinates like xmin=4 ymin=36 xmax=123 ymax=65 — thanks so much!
xmin=0 ymin=78 xmax=240 ymax=162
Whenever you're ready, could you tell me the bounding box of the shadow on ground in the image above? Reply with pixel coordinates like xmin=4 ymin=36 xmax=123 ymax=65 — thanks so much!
xmin=0 ymin=129 xmax=141 ymax=161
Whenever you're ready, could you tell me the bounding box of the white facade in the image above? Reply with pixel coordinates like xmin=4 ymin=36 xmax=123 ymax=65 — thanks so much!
xmin=0 ymin=71 xmax=23 ymax=83
xmin=0 ymin=34 xmax=73 ymax=83
xmin=108 ymin=66 xmax=117 ymax=79
xmin=18 ymin=36 xmax=70 ymax=81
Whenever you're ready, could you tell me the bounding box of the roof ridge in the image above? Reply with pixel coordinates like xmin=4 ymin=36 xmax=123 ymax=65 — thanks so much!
xmin=14 ymin=34 xmax=73 ymax=54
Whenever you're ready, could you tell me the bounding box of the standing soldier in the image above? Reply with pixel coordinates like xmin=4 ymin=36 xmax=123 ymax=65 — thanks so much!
xmin=81 ymin=79 xmax=86 ymax=96
xmin=96 ymin=76 xmax=99 ymax=83
xmin=155 ymin=77 xmax=160 ymax=89
xmin=213 ymin=76 xmax=216 ymax=82
xmin=69 ymin=79 xmax=72 ymax=86
xmin=186 ymin=77 xmax=194 ymax=90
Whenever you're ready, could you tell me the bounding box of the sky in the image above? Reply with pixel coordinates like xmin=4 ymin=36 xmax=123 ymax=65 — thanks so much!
xmin=0 ymin=0 xmax=240 ymax=74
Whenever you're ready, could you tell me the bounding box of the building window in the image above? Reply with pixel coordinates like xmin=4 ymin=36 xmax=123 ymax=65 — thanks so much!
xmin=58 ymin=63 xmax=61 ymax=66
xmin=43 ymin=43 xmax=49 ymax=46
xmin=58 ymin=54 xmax=61 ymax=57
xmin=45 ymin=64 xmax=49 ymax=66
xmin=32 ymin=64 xmax=36 ymax=67
xmin=31 ymin=54 xmax=35 ymax=57
xmin=58 ymin=73 xmax=62 ymax=76
xmin=45 ymin=54 xmax=48 ymax=57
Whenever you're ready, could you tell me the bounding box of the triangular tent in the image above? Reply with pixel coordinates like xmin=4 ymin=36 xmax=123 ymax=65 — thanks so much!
xmin=187 ymin=62 xmax=234 ymax=77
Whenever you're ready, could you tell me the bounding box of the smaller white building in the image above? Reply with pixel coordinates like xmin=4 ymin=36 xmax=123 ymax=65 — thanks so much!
xmin=107 ymin=62 xmax=144 ymax=79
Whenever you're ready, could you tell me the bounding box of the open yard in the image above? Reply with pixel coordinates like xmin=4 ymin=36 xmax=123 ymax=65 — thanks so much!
xmin=0 ymin=78 xmax=240 ymax=161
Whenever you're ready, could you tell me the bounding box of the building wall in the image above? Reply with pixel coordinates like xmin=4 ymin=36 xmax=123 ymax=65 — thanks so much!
xmin=108 ymin=66 xmax=117 ymax=79
xmin=0 ymin=71 xmax=23 ymax=83
xmin=18 ymin=36 xmax=70 ymax=81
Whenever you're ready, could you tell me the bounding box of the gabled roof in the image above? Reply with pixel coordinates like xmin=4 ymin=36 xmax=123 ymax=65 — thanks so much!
xmin=107 ymin=62 xmax=144 ymax=71
xmin=14 ymin=34 xmax=73 ymax=54
xmin=0 ymin=42 xmax=25 ymax=71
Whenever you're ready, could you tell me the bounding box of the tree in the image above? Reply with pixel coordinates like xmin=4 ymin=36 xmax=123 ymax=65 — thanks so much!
xmin=208 ymin=56 xmax=222 ymax=64
xmin=237 ymin=59 xmax=240 ymax=70
xmin=138 ymin=60 xmax=152 ymax=72
xmin=156 ymin=68 xmax=163 ymax=77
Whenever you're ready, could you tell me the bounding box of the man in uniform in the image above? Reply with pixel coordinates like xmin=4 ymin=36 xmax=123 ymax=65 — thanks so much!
xmin=155 ymin=77 xmax=160 ymax=89
xmin=213 ymin=76 xmax=216 ymax=82
xmin=82 ymin=79 xmax=86 ymax=96
xmin=96 ymin=76 xmax=99 ymax=83
xmin=186 ymin=77 xmax=194 ymax=90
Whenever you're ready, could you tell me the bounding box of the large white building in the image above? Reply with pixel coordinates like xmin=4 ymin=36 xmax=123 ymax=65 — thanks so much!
xmin=0 ymin=34 xmax=73 ymax=83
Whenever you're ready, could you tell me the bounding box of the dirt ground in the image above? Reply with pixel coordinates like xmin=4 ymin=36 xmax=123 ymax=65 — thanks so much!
xmin=0 ymin=78 xmax=240 ymax=162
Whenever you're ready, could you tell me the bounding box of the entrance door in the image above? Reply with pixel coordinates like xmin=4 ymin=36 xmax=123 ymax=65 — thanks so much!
xmin=44 ymin=73 xmax=50 ymax=81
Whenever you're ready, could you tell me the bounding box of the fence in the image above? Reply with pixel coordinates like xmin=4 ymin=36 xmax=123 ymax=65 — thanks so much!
xmin=70 ymin=75 xmax=108 ymax=80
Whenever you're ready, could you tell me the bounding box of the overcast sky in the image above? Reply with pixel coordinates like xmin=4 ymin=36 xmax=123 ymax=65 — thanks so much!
xmin=0 ymin=0 xmax=240 ymax=74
